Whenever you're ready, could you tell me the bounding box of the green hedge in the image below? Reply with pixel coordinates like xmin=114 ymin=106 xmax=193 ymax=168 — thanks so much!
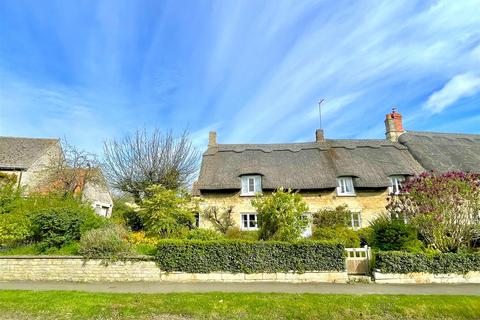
xmin=375 ymin=251 xmax=480 ymax=274
xmin=155 ymin=240 xmax=345 ymax=273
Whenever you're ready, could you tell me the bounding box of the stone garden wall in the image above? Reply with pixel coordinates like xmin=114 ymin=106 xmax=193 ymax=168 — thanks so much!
xmin=0 ymin=256 xmax=348 ymax=283
xmin=373 ymin=271 xmax=480 ymax=284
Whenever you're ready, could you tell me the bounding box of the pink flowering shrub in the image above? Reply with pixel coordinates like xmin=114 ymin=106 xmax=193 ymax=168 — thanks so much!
xmin=387 ymin=171 xmax=480 ymax=252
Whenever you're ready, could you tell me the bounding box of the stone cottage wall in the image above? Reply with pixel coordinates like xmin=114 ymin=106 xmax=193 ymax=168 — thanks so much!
xmin=199 ymin=189 xmax=389 ymax=229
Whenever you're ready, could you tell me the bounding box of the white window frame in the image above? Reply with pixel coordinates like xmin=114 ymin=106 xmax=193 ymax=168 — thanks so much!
xmin=389 ymin=175 xmax=405 ymax=195
xmin=336 ymin=177 xmax=355 ymax=196
xmin=241 ymin=175 xmax=262 ymax=196
xmin=94 ymin=202 xmax=111 ymax=217
xmin=241 ymin=213 xmax=258 ymax=230
xmin=350 ymin=211 xmax=362 ymax=229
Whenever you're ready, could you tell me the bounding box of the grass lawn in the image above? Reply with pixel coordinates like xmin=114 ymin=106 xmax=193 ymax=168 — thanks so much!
xmin=0 ymin=291 xmax=478 ymax=320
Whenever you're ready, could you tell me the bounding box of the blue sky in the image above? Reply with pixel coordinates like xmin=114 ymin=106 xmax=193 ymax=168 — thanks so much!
xmin=0 ymin=0 xmax=479 ymax=154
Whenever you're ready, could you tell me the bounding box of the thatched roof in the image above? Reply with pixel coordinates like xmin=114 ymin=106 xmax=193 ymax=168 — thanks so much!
xmin=196 ymin=139 xmax=424 ymax=191
xmin=399 ymin=131 xmax=480 ymax=173
xmin=0 ymin=137 xmax=59 ymax=170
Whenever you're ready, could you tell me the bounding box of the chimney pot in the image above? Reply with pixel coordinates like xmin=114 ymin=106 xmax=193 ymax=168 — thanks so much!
xmin=315 ymin=129 xmax=324 ymax=142
xmin=384 ymin=107 xmax=405 ymax=142
xmin=208 ymin=131 xmax=217 ymax=146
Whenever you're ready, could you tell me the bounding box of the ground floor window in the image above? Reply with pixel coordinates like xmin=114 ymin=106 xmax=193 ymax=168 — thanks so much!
xmin=94 ymin=203 xmax=110 ymax=217
xmin=350 ymin=211 xmax=361 ymax=229
xmin=241 ymin=213 xmax=258 ymax=230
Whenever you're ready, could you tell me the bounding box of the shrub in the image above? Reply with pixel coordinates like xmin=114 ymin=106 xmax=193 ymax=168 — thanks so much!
xmin=313 ymin=205 xmax=351 ymax=228
xmin=0 ymin=213 xmax=31 ymax=247
xmin=155 ymin=240 xmax=345 ymax=273
xmin=0 ymin=180 xmax=22 ymax=215
xmin=357 ymin=227 xmax=373 ymax=246
xmin=29 ymin=205 xmax=102 ymax=251
xmin=312 ymin=227 xmax=360 ymax=248
xmin=79 ymin=225 xmax=133 ymax=260
xmin=139 ymin=185 xmax=197 ymax=238
xmin=225 ymin=227 xmax=259 ymax=241
xmin=251 ymin=188 xmax=308 ymax=241
xmin=186 ymin=228 xmax=224 ymax=240
xmin=375 ymin=251 xmax=480 ymax=274
xmin=370 ymin=215 xmax=420 ymax=251
xmin=387 ymin=171 xmax=480 ymax=252
xmin=111 ymin=199 xmax=144 ymax=231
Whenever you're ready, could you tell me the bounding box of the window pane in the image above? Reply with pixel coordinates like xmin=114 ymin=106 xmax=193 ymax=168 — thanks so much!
xmin=248 ymin=178 xmax=255 ymax=192
xmin=346 ymin=178 xmax=353 ymax=193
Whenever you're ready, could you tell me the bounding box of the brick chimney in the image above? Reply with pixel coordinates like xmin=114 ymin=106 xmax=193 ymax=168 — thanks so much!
xmin=385 ymin=107 xmax=405 ymax=142
xmin=315 ymin=129 xmax=324 ymax=142
xmin=208 ymin=131 xmax=217 ymax=147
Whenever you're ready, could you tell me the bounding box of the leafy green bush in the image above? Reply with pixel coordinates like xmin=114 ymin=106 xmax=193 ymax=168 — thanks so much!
xmin=312 ymin=227 xmax=360 ymax=247
xmin=375 ymin=251 xmax=480 ymax=274
xmin=370 ymin=215 xmax=420 ymax=251
xmin=186 ymin=228 xmax=224 ymax=240
xmin=155 ymin=240 xmax=345 ymax=273
xmin=0 ymin=213 xmax=31 ymax=247
xmin=225 ymin=227 xmax=259 ymax=241
xmin=251 ymin=188 xmax=308 ymax=241
xmin=140 ymin=185 xmax=197 ymax=238
xmin=0 ymin=182 xmax=22 ymax=214
xmin=111 ymin=198 xmax=144 ymax=231
xmin=79 ymin=225 xmax=133 ymax=260
xmin=313 ymin=205 xmax=351 ymax=228
xmin=357 ymin=227 xmax=373 ymax=246
xmin=29 ymin=205 xmax=103 ymax=251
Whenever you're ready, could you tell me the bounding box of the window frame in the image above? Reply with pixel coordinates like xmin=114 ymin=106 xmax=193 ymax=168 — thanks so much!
xmin=349 ymin=211 xmax=362 ymax=229
xmin=240 ymin=175 xmax=262 ymax=196
xmin=241 ymin=213 xmax=258 ymax=231
xmin=389 ymin=175 xmax=405 ymax=195
xmin=336 ymin=177 xmax=356 ymax=196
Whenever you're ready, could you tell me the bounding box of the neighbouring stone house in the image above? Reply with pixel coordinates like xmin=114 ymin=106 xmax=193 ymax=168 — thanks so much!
xmin=193 ymin=109 xmax=480 ymax=234
xmin=0 ymin=136 xmax=113 ymax=216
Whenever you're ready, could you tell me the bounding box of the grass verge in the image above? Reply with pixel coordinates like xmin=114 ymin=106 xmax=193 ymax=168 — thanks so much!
xmin=0 ymin=290 xmax=479 ymax=319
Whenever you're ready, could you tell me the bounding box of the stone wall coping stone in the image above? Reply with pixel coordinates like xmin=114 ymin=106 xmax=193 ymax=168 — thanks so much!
xmin=0 ymin=255 xmax=154 ymax=260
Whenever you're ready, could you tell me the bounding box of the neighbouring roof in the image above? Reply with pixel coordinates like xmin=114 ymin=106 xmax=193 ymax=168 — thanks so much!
xmin=399 ymin=131 xmax=480 ymax=173
xmin=0 ymin=136 xmax=60 ymax=170
xmin=196 ymin=139 xmax=424 ymax=191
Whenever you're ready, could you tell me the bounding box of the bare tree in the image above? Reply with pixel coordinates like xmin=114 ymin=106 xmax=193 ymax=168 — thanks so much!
xmin=39 ymin=139 xmax=101 ymax=196
xmin=102 ymin=129 xmax=199 ymax=201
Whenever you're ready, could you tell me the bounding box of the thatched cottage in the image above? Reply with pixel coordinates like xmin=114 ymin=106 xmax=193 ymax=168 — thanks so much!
xmin=194 ymin=109 xmax=480 ymax=232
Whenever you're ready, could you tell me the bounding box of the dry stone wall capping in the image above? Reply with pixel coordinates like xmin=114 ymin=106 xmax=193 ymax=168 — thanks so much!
xmin=0 ymin=256 xmax=348 ymax=283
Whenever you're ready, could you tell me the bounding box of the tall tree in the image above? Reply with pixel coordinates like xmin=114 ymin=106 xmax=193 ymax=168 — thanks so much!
xmin=103 ymin=129 xmax=199 ymax=201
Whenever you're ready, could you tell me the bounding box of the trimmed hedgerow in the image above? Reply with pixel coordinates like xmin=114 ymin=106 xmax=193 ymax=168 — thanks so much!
xmin=155 ymin=240 xmax=345 ymax=273
xmin=375 ymin=251 xmax=480 ymax=274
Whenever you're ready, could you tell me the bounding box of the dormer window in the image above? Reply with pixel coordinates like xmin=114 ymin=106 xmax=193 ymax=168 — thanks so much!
xmin=241 ymin=175 xmax=262 ymax=196
xmin=336 ymin=177 xmax=355 ymax=196
xmin=389 ymin=176 xmax=405 ymax=195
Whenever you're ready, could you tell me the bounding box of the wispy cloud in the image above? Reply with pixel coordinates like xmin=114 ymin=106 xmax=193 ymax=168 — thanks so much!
xmin=0 ymin=0 xmax=479 ymax=152
xmin=425 ymin=73 xmax=480 ymax=113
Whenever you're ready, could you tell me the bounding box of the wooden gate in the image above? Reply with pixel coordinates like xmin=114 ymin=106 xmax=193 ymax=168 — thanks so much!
xmin=345 ymin=246 xmax=371 ymax=275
